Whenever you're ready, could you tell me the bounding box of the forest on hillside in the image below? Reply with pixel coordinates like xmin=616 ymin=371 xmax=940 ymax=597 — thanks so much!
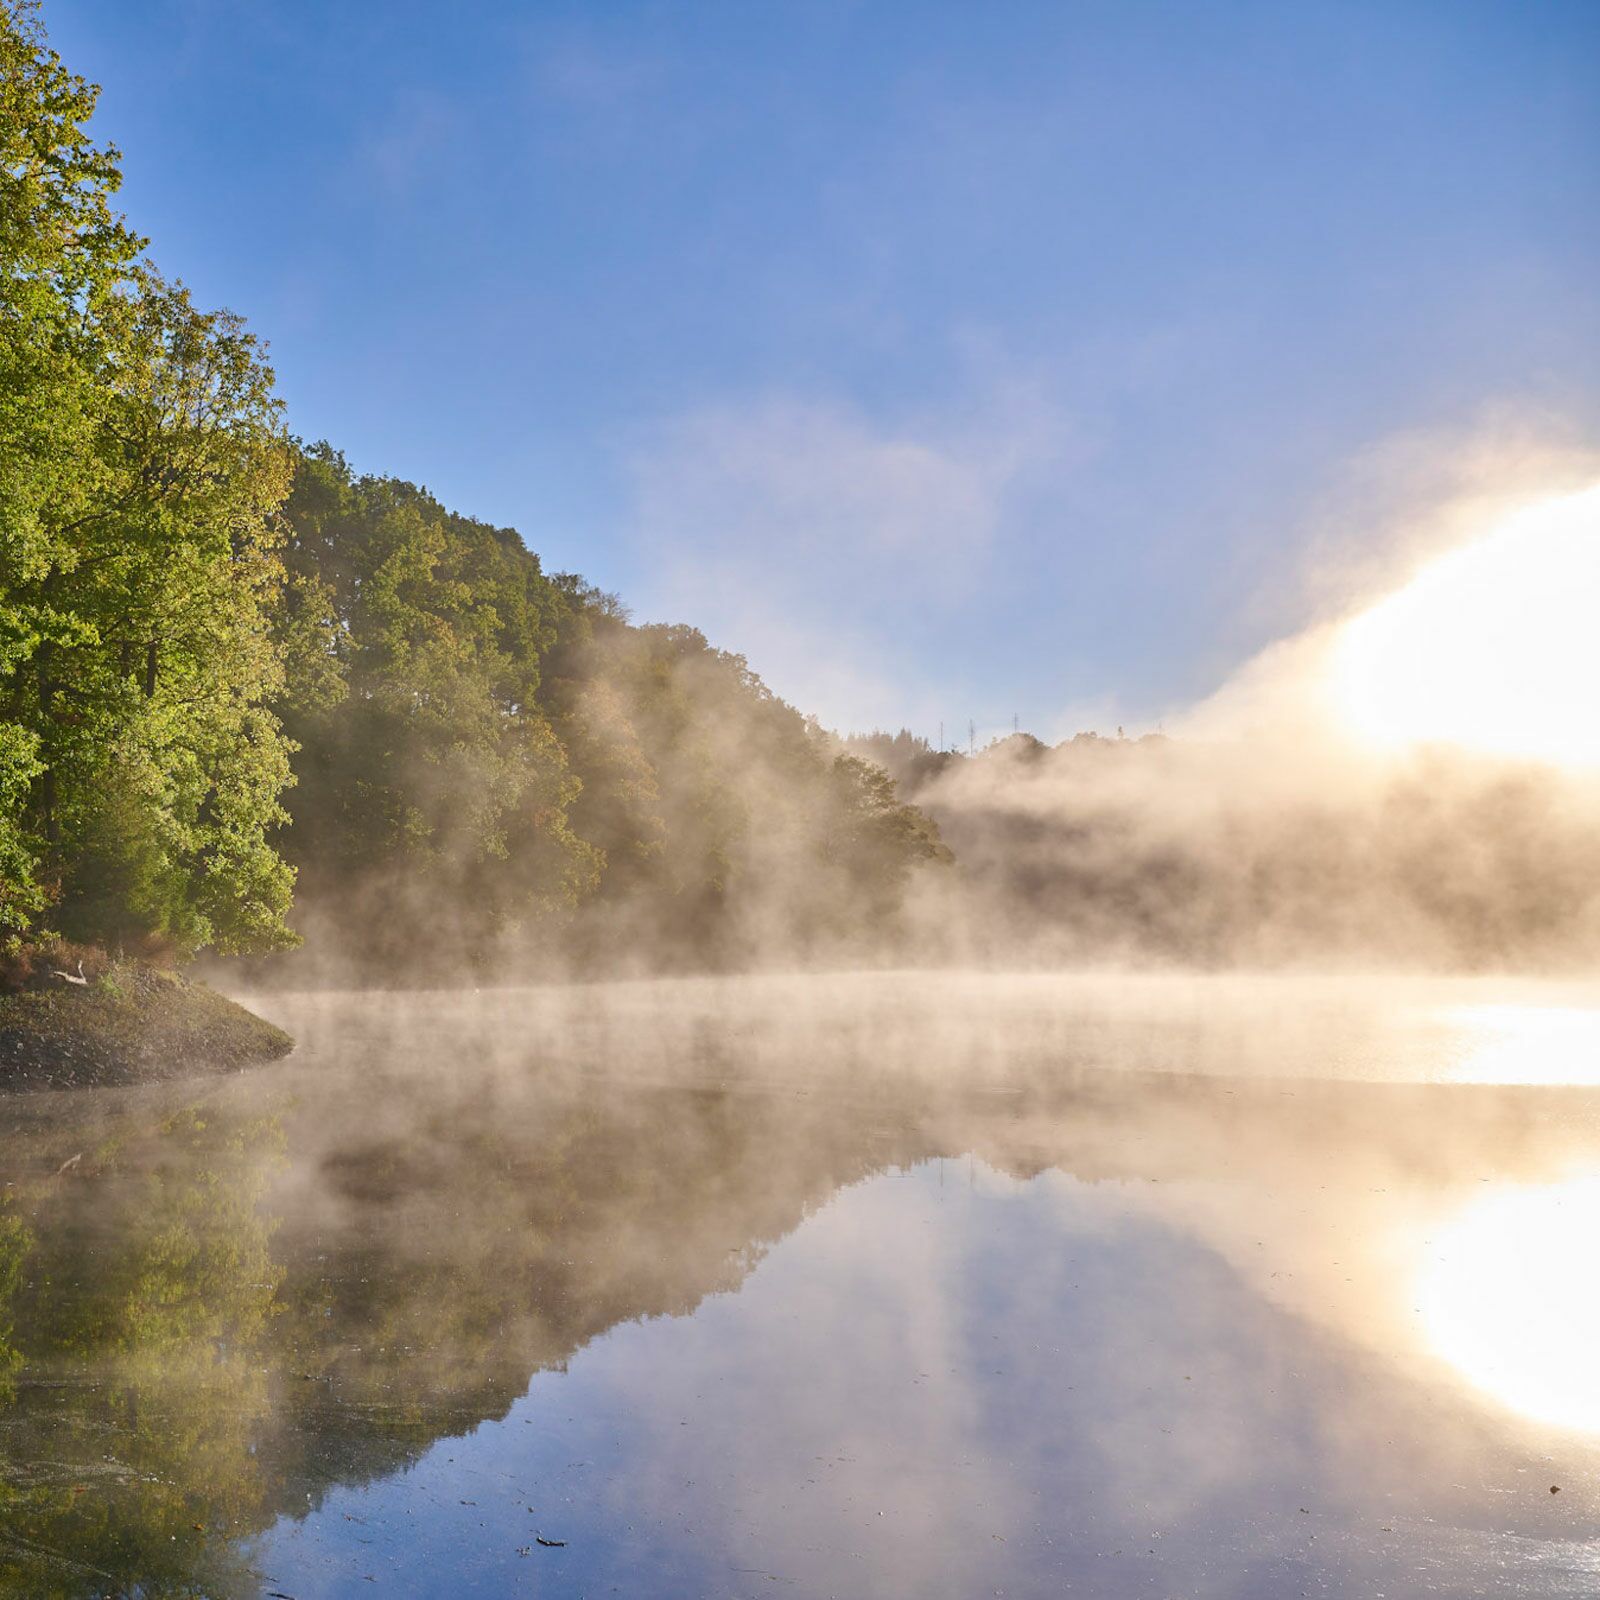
xmin=0 ymin=2 xmax=949 ymax=980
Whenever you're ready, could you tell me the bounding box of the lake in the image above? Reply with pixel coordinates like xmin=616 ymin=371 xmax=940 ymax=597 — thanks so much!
xmin=4 ymin=972 xmax=1600 ymax=1598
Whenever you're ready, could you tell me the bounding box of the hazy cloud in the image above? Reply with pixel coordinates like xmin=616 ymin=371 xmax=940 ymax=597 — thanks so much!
xmin=626 ymin=388 xmax=1078 ymax=732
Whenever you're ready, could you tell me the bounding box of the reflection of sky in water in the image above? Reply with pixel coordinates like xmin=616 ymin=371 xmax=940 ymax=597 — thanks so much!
xmin=250 ymin=1158 xmax=1600 ymax=1599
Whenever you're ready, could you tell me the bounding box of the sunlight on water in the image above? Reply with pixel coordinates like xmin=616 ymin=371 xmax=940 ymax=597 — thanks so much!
xmin=1441 ymin=1003 xmax=1600 ymax=1086
xmin=1418 ymin=1174 xmax=1600 ymax=1432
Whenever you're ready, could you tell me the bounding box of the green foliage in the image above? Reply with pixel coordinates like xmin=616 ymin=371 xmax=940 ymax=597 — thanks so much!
xmin=542 ymin=612 xmax=951 ymax=964
xmin=0 ymin=724 xmax=45 ymax=935
xmin=276 ymin=448 xmax=601 ymax=962
xmin=0 ymin=2 xmax=297 ymax=955
xmin=276 ymin=456 xmax=951 ymax=972
xmin=842 ymin=727 xmax=959 ymax=796
xmin=0 ymin=0 xmax=139 ymax=939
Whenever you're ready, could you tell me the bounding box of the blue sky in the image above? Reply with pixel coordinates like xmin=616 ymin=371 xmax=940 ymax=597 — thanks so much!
xmin=47 ymin=0 xmax=1600 ymax=740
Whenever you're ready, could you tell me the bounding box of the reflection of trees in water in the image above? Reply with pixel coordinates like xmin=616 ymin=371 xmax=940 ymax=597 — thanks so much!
xmin=0 ymin=1105 xmax=285 ymax=1596
xmin=0 ymin=1208 xmax=28 ymax=1407
xmin=255 ymin=1079 xmax=930 ymax=1498
xmin=0 ymin=1072 xmax=924 ymax=1596
xmin=3 ymin=1050 xmax=1597 ymax=1597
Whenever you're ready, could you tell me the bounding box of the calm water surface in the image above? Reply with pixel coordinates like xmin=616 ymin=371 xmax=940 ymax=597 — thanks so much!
xmin=4 ymin=972 xmax=1600 ymax=1598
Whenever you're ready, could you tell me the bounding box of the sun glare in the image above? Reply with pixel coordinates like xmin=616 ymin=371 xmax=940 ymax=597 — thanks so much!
xmin=1440 ymin=1003 xmax=1600 ymax=1087
xmin=1418 ymin=1174 xmax=1600 ymax=1433
xmin=1332 ymin=483 xmax=1600 ymax=766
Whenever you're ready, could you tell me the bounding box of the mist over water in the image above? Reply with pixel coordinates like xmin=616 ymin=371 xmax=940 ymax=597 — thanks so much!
xmin=858 ymin=480 xmax=1600 ymax=977
xmin=6 ymin=973 xmax=1600 ymax=1597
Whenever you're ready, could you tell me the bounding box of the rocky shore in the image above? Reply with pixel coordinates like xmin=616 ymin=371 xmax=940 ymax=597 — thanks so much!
xmin=0 ymin=957 xmax=292 ymax=1090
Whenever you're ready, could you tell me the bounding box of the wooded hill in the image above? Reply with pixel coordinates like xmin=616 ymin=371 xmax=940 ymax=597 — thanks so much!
xmin=0 ymin=2 xmax=949 ymax=980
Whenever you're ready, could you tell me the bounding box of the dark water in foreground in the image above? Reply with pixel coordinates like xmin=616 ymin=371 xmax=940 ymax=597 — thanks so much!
xmin=4 ymin=972 xmax=1600 ymax=1598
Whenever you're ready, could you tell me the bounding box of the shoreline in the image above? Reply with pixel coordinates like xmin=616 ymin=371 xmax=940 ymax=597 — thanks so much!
xmin=0 ymin=960 xmax=293 ymax=1091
